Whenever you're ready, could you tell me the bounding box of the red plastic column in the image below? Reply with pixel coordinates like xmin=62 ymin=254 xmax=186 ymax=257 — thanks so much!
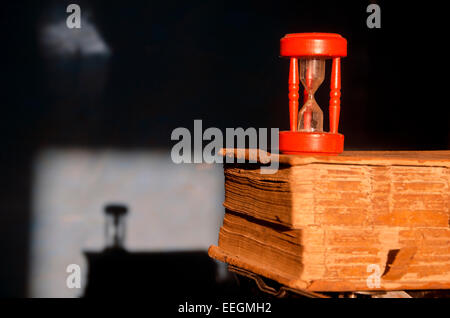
xmin=288 ymin=57 xmax=299 ymax=131
xmin=329 ymin=57 xmax=341 ymax=134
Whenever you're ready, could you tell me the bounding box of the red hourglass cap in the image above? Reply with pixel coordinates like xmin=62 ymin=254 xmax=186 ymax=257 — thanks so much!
xmin=280 ymin=33 xmax=347 ymax=58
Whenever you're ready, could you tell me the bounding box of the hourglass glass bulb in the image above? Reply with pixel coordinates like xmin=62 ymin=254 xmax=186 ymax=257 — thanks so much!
xmin=298 ymin=58 xmax=325 ymax=132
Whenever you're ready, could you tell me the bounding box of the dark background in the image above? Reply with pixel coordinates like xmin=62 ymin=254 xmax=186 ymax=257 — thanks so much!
xmin=0 ymin=0 xmax=448 ymax=297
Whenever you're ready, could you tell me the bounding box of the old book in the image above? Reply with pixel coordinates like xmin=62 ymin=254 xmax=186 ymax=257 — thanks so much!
xmin=209 ymin=149 xmax=450 ymax=291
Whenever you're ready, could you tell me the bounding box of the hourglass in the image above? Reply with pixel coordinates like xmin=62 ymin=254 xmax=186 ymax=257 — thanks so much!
xmin=278 ymin=33 xmax=347 ymax=155
xmin=104 ymin=204 xmax=128 ymax=250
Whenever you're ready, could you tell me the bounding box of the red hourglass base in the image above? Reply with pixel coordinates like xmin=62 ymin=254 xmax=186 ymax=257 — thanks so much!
xmin=279 ymin=131 xmax=344 ymax=155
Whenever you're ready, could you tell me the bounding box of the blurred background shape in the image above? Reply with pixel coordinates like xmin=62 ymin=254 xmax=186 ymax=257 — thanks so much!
xmin=39 ymin=5 xmax=111 ymax=58
xmin=104 ymin=203 xmax=128 ymax=250
xmin=30 ymin=149 xmax=224 ymax=297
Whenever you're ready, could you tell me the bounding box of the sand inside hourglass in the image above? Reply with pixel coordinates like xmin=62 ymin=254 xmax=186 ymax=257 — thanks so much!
xmin=298 ymin=58 xmax=325 ymax=132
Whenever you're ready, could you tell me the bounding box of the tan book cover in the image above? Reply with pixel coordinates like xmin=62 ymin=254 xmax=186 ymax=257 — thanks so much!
xmin=209 ymin=149 xmax=450 ymax=291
